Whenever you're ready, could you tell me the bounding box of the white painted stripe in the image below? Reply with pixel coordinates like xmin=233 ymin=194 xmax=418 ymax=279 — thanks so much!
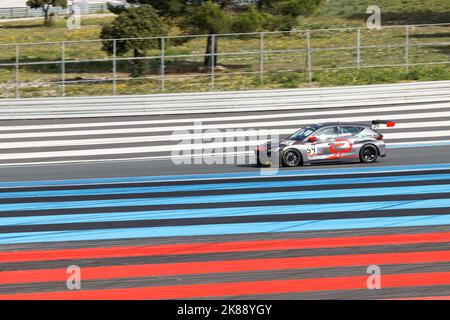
xmin=0 ymin=131 xmax=449 ymax=160
xmin=388 ymin=140 xmax=450 ymax=146
xmin=0 ymin=102 xmax=448 ymax=132
xmin=0 ymin=123 xmax=449 ymax=149
xmin=0 ymin=152 xmax=257 ymax=168
xmin=2 ymin=110 xmax=450 ymax=140
xmin=0 ymin=141 xmax=263 ymax=160
xmin=0 ymin=132 xmax=275 ymax=149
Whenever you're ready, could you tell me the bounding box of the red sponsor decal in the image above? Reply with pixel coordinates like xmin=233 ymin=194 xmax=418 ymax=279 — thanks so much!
xmin=328 ymin=138 xmax=353 ymax=159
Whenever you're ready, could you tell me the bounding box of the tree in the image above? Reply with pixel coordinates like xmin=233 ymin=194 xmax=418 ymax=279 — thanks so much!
xmin=125 ymin=0 xmax=323 ymax=66
xmin=101 ymin=5 xmax=168 ymax=77
xmin=26 ymin=0 xmax=67 ymax=26
xmin=127 ymin=0 xmax=187 ymax=19
xmin=230 ymin=6 xmax=265 ymax=34
xmin=182 ymin=1 xmax=230 ymax=67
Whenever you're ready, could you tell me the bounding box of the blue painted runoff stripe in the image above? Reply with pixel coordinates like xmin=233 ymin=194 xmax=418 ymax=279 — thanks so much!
xmin=1 ymin=173 xmax=450 ymax=200
xmin=0 ymin=214 xmax=449 ymax=244
xmin=1 ymin=198 xmax=449 ymax=227
xmin=0 ymin=183 xmax=449 ymax=212
xmin=1 ymin=163 xmax=450 ymax=189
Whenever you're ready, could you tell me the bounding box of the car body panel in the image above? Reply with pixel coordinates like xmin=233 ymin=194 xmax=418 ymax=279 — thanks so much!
xmin=256 ymin=122 xmax=387 ymax=166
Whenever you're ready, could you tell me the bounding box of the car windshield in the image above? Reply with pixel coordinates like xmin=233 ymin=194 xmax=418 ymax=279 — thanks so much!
xmin=288 ymin=127 xmax=316 ymax=141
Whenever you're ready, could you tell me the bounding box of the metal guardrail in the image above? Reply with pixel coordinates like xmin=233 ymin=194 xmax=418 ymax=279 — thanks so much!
xmin=0 ymin=23 xmax=449 ymax=99
xmin=0 ymin=80 xmax=449 ymax=120
xmin=0 ymin=3 xmax=109 ymax=19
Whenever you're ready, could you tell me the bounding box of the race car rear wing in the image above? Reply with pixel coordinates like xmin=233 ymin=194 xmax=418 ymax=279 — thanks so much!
xmin=371 ymin=120 xmax=396 ymax=130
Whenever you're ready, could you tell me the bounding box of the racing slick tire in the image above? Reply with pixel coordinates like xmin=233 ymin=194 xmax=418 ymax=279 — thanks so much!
xmin=281 ymin=149 xmax=302 ymax=167
xmin=359 ymin=144 xmax=379 ymax=163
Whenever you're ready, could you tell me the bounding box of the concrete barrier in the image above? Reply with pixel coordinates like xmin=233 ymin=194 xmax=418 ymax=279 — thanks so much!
xmin=0 ymin=81 xmax=449 ymax=120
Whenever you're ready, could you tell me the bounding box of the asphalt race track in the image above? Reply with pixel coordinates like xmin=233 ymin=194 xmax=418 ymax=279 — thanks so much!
xmin=0 ymin=103 xmax=449 ymax=299
xmin=1 ymin=145 xmax=450 ymax=181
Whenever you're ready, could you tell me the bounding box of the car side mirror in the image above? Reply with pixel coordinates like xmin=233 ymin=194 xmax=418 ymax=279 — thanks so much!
xmin=307 ymin=136 xmax=317 ymax=142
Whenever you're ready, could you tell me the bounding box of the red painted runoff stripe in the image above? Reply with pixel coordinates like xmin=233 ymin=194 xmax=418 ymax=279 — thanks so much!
xmin=0 ymin=250 xmax=449 ymax=285
xmin=1 ymin=271 xmax=450 ymax=300
xmin=0 ymin=231 xmax=449 ymax=264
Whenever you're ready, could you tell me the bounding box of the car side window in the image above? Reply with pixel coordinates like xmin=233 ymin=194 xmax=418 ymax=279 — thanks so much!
xmin=339 ymin=126 xmax=364 ymax=137
xmin=315 ymin=127 xmax=338 ymax=141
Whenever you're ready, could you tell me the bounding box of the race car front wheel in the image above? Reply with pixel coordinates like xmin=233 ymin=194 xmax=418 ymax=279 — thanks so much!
xmin=360 ymin=145 xmax=379 ymax=163
xmin=282 ymin=149 xmax=302 ymax=167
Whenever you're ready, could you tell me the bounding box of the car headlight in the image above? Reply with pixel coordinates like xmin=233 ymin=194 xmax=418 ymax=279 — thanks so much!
xmin=276 ymin=141 xmax=295 ymax=150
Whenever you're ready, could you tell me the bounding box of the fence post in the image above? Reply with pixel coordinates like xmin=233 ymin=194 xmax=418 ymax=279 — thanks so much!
xmin=61 ymin=42 xmax=65 ymax=97
xmin=15 ymin=44 xmax=20 ymax=99
xmin=160 ymin=37 xmax=165 ymax=92
xmin=112 ymin=39 xmax=117 ymax=95
xmin=259 ymin=32 xmax=264 ymax=83
xmin=356 ymin=27 xmax=361 ymax=69
xmin=210 ymin=34 xmax=215 ymax=90
xmin=404 ymin=25 xmax=410 ymax=69
xmin=306 ymin=30 xmax=313 ymax=84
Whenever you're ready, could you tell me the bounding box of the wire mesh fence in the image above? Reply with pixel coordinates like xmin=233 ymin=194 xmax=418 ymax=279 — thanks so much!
xmin=0 ymin=23 xmax=449 ymax=98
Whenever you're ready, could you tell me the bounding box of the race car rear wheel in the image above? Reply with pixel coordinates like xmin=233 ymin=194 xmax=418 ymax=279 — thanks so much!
xmin=282 ymin=149 xmax=302 ymax=167
xmin=360 ymin=145 xmax=379 ymax=163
